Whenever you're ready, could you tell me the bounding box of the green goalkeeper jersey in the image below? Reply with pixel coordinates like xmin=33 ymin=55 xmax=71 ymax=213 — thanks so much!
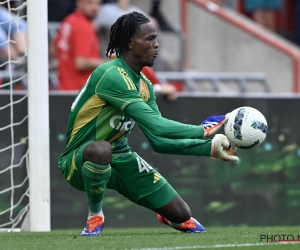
xmin=58 ymin=57 xmax=212 ymax=165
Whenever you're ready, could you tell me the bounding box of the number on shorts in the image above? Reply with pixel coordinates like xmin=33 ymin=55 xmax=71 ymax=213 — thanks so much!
xmin=137 ymin=157 xmax=153 ymax=173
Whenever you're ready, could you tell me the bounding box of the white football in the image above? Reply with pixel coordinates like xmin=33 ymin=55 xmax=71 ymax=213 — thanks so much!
xmin=224 ymin=107 xmax=268 ymax=149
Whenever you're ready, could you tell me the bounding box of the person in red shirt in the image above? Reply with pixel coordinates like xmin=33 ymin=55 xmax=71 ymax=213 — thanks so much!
xmin=52 ymin=0 xmax=106 ymax=90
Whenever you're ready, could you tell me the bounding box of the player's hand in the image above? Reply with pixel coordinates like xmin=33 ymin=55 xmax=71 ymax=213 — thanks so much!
xmin=210 ymin=134 xmax=239 ymax=162
xmin=201 ymin=115 xmax=226 ymax=137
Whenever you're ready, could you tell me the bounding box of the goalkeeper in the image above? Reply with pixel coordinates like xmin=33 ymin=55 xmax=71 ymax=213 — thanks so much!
xmin=58 ymin=12 xmax=239 ymax=236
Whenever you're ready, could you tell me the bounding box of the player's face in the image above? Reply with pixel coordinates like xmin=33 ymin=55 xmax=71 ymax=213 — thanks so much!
xmin=130 ymin=22 xmax=159 ymax=67
xmin=78 ymin=0 xmax=100 ymax=20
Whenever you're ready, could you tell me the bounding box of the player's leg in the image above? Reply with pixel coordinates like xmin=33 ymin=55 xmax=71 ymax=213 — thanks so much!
xmin=154 ymin=194 xmax=191 ymax=223
xmin=80 ymin=141 xmax=112 ymax=236
xmin=59 ymin=140 xmax=112 ymax=236
xmin=139 ymin=184 xmax=206 ymax=233
xmin=154 ymin=195 xmax=206 ymax=233
xmin=107 ymin=152 xmax=205 ymax=233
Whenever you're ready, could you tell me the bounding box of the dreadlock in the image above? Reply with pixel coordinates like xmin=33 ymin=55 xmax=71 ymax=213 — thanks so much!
xmin=106 ymin=12 xmax=150 ymax=58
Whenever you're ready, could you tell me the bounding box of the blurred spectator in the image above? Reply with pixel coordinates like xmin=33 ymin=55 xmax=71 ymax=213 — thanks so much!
xmin=48 ymin=0 xmax=76 ymax=22
xmin=97 ymin=0 xmax=177 ymax=96
xmin=149 ymin=0 xmax=174 ymax=32
xmin=95 ymin=0 xmax=157 ymax=31
xmin=243 ymin=0 xmax=283 ymax=31
xmin=0 ymin=6 xmax=27 ymax=65
xmin=51 ymin=0 xmax=106 ymax=91
xmin=95 ymin=0 xmax=159 ymax=60
xmin=142 ymin=66 xmax=177 ymax=101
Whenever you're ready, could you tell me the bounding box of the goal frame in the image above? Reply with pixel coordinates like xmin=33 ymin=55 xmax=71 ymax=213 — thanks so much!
xmin=27 ymin=0 xmax=50 ymax=231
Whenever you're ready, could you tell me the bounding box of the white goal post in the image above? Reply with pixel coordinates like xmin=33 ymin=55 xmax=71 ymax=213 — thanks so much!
xmin=0 ymin=0 xmax=50 ymax=232
xmin=27 ymin=0 xmax=50 ymax=231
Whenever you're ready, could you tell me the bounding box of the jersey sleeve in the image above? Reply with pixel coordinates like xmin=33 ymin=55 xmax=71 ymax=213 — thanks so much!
xmin=124 ymin=101 xmax=211 ymax=156
xmin=147 ymin=94 xmax=161 ymax=116
xmin=95 ymin=66 xmax=144 ymax=111
xmin=124 ymin=101 xmax=204 ymax=139
xmin=140 ymin=126 xmax=212 ymax=156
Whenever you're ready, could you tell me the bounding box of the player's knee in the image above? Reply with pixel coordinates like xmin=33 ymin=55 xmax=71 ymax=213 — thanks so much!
xmin=83 ymin=141 xmax=112 ymax=165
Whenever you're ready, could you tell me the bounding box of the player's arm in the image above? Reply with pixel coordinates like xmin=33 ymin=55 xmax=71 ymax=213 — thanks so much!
xmin=140 ymin=125 xmax=211 ymax=156
xmin=125 ymin=101 xmax=204 ymax=139
xmin=95 ymin=69 xmax=237 ymax=161
xmin=96 ymin=67 xmax=203 ymax=138
xmin=96 ymin=67 xmax=223 ymax=139
xmin=140 ymin=126 xmax=238 ymax=161
xmin=125 ymin=102 xmax=237 ymax=160
xmin=125 ymin=99 xmax=225 ymax=139
xmin=144 ymin=79 xmax=226 ymax=138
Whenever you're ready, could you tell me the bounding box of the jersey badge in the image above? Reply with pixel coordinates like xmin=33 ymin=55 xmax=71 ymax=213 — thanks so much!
xmin=139 ymin=79 xmax=150 ymax=102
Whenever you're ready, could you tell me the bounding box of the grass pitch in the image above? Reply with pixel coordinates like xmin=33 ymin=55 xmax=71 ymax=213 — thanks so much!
xmin=0 ymin=227 xmax=300 ymax=250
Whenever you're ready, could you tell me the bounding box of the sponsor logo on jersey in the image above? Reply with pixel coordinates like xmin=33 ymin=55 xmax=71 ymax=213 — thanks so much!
xmin=109 ymin=115 xmax=135 ymax=131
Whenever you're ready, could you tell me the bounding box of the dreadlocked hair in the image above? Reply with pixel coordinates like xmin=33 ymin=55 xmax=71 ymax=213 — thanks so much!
xmin=106 ymin=12 xmax=150 ymax=58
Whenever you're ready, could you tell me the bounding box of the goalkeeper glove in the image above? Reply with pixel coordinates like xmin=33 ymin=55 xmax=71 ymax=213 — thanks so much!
xmin=201 ymin=115 xmax=226 ymax=137
xmin=211 ymin=134 xmax=239 ymax=162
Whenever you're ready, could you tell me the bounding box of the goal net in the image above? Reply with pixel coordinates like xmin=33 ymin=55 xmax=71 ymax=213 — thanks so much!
xmin=0 ymin=0 xmax=50 ymax=232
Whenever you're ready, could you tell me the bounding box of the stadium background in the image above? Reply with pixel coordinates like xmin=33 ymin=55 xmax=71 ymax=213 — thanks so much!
xmin=52 ymin=0 xmax=300 ymax=228
xmin=1 ymin=93 xmax=299 ymax=229
xmin=1 ymin=0 xmax=300 ymax=231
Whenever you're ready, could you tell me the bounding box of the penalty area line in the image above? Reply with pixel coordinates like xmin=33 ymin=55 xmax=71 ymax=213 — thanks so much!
xmin=129 ymin=241 xmax=300 ymax=250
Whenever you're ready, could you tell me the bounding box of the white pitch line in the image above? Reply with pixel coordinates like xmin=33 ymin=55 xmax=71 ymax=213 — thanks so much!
xmin=129 ymin=241 xmax=300 ymax=250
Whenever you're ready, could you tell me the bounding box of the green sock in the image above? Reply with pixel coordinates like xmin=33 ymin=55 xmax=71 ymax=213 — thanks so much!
xmin=81 ymin=161 xmax=111 ymax=213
